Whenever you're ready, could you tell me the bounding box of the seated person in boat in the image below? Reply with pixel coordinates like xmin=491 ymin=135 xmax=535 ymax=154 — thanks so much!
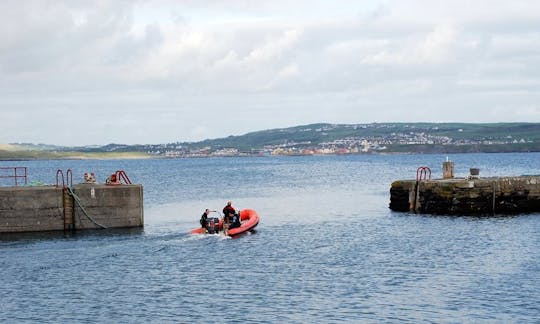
xmin=229 ymin=213 xmax=241 ymax=229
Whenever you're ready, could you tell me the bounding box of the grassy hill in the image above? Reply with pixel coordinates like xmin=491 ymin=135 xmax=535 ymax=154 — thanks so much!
xmin=2 ymin=122 xmax=540 ymax=159
xmin=189 ymin=122 xmax=540 ymax=150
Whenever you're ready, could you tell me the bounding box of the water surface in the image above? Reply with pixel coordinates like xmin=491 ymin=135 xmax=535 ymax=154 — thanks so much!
xmin=1 ymin=153 xmax=539 ymax=322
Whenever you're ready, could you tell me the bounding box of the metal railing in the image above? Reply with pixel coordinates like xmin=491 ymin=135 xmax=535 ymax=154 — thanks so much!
xmin=116 ymin=170 xmax=132 ymax=184
xmin=56 ymin=169 xmax=73 ymax=188
xmin=0 ymin=167 xmax=27 ymax=186
xmin=416 ymin=166 xmax=432 ymax=181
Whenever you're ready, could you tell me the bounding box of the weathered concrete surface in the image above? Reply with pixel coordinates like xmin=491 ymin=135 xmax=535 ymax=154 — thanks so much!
xmin=0 ymin=184 xmax=144 ymax=233
xmin=0 ymin=186 xmax=64 ymax=232
xmin=390 ymin=176 xmax=540 ymax=215
xmin=71 ymin=184 xmax=144 ymax=230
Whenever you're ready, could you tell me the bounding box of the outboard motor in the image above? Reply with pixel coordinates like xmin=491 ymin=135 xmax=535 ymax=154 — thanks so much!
xmin=206 ymin=217 xmax=220 ymax=234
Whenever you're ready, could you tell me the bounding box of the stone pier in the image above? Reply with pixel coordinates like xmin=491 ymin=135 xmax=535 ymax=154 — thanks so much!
xmin=390 ymin=176 xmax=540 ymax=215
xmin=0 ymin=184 xmax=144 ymax=233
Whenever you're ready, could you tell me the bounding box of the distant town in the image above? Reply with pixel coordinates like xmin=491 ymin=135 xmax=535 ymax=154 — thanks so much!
xmin=2 ymin=122 xmax=540 ymax=160
xmin=139 ymin=123 xmax=539 ymax=157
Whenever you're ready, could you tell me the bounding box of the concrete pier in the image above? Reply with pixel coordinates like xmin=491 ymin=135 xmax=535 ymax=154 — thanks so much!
xmin=0 ymin=184 xmax=144 ymax=233
xmin=390 ymin=176 xmax=540 ymax=215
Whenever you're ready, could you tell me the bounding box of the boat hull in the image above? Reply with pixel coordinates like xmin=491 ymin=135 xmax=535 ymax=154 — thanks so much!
xmin=189 ymin=217 xmax=223 ymax=234
xmin=226 ymin=209 xmax=259 ymax=237
xmin=189 ymin=209 xmax=259 ymax=236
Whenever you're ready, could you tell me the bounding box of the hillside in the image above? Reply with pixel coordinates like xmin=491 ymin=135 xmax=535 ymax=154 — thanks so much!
xmin=2 ymin=122 xmax=540 ymax=159
xmin=195 ymin=122 xmax=540 ymax=149
xmin=169 ymin=122 xmax=540 ymax=155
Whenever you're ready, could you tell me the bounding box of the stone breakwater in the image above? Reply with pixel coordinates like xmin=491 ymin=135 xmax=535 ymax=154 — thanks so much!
xmin=390 ymin=176 xmax=540 ymax=215
xmin=0 ymin=184 xmax=144 ymax=233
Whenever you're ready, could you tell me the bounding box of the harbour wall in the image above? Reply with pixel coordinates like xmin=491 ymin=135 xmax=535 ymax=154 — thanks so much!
xmin=390 ymin=176 xmax=540 ymax=215
xmin=0 ymin=184 xmax=144 ymax=233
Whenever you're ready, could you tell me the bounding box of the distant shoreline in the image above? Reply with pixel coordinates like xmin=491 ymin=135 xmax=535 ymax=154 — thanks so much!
xmin=1 ymin=149 xmax=539 ymax=161
xmin=0 ymin=151 xmax=153 ymax=161
xmin=3 ymin=122 xmax=540 ymax=159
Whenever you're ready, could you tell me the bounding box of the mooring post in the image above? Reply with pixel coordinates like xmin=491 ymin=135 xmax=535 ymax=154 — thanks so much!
xmin=443 ymin=160 xmax=454 ymax=179
xmin=470 ymin=168 xmax=480 ymax=179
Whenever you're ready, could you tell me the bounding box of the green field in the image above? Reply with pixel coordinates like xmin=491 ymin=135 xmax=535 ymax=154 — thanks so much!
xmin=0 ymin=150 xmax=152 ymax=160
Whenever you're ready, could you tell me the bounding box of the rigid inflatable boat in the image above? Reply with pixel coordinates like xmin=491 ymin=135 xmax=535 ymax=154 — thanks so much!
xmin=190 ymin=209 xmax=259 ymax=237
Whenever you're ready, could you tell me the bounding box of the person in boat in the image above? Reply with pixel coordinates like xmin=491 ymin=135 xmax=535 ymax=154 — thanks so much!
xmin=222 ymin=201 xmax=236 ymax=227
xmin=229 ymin=212 xmax=241 ymax=229
xmin=200 ymin=209 xmax=211 ymax=231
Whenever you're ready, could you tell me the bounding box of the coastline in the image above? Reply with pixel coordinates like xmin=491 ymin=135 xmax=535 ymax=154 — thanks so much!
xmin=0 ymin=151 xmax=154 ymax=161
xmin=2 ymin=149 xmax=539 ymax=161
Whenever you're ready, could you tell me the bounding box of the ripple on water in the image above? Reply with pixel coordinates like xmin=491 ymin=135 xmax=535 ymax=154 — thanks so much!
xmin=2 ymin=154 xmax=540 ymax=322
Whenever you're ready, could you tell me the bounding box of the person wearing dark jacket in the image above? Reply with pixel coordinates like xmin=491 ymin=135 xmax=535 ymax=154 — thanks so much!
xmin=223 ymin=201 xmax=236 ymax=227
xmin=229 ymin=213 xmax=241 ymax=229
xmin=200 ymin=209 xmax=211 ymax=230
xmin=223 ymin=201 xmax=235 ymax=216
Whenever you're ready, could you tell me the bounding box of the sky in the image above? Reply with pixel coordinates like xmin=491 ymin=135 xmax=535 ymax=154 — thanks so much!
xmin=1 ymin=0 xmax=540 ymax=146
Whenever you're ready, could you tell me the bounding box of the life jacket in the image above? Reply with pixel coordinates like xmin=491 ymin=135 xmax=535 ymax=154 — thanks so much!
xmin=223 ymin=206 xmax=235 ymax=215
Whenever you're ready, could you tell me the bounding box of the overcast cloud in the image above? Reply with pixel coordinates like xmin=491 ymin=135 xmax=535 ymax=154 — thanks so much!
xmin=1 ymin=0 xmax=539 ymax=145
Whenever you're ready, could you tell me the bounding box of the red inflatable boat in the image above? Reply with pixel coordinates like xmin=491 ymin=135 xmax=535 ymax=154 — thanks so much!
xmin=190 ymin=209 xmax=259 ymax=237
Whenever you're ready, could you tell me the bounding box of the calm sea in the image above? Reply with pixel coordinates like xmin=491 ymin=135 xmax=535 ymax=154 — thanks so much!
xmin=1 ymin=153 xmax=539 ymax=323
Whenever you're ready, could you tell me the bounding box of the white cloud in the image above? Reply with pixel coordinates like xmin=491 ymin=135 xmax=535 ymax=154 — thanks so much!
xmin=1 ymin=0 xmax=540 ymax=145
xmin=244 ymin=29 xmax=302 ymax=63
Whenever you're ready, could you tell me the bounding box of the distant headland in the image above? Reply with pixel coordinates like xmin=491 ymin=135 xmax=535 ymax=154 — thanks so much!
xmin=2 ymin=122 xmax=540 ymax=160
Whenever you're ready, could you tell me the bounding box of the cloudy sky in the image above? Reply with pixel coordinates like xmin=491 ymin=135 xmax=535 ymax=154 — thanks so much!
xmin=1 ymin=0 xmax=539 ymax=145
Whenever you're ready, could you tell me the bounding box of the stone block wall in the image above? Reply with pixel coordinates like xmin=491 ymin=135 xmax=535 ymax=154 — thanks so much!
xmin=0 ymin=184 xmax=144 ymax=233
xmin=390 ymin=176 xmax=540 ymax=215
xmin=0 ymin=186 xmax=64 ymax=232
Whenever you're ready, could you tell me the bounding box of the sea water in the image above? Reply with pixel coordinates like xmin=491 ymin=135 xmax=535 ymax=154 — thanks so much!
xmin=1 ymin=153 xmax=539 ymax=322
